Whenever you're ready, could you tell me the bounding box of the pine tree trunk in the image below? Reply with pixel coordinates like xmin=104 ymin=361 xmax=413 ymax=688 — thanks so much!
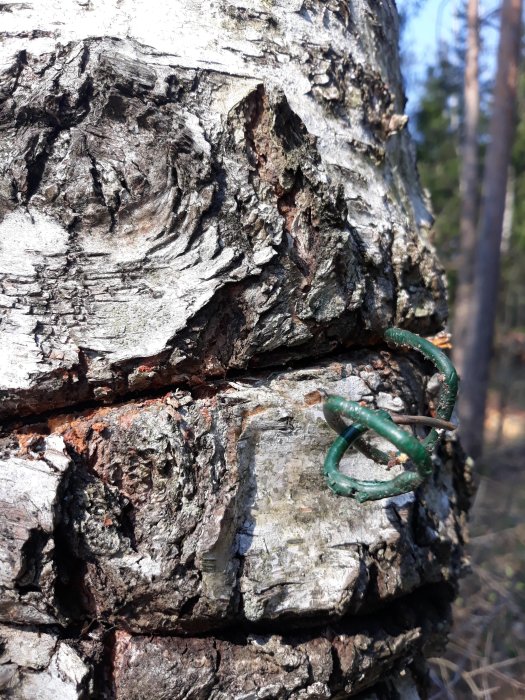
xmin=453 ymin=0 xmax=480 ymax=377
xmin=459 ymin=0 xmax=523 ymax=459
xmin=0 ymin=2 xmax=470 ymax=698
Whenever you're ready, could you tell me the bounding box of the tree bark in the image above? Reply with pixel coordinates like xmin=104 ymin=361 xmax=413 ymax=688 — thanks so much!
xmin=0 ymin=1 xmax=470 ymax=697
xmin=453 ymin=0 xmax=480 ymax=377
xmin=459 ymin=0 xmax=523 ymax=459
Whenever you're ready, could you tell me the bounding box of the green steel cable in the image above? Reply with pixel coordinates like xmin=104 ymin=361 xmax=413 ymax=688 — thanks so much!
xmin=322 ymin=327 xmax=459 ymax=502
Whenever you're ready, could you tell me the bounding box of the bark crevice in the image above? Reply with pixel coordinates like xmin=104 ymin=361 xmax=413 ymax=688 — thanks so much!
xmin=0 ymin=2 xmax=467 ymax=697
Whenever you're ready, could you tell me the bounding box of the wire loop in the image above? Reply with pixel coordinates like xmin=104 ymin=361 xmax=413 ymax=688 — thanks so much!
xmin=323 ymin=327 xmax=459 ymax=502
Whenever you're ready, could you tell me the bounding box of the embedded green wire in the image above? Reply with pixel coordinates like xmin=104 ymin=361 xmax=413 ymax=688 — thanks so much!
xmin=383 ymin=327 xmax=458 ymax=452
xmin=322 ymin=327 xmax=459 ymax=502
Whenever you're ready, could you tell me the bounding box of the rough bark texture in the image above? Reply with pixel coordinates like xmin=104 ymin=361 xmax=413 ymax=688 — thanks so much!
xmin=0 ymin=3 xmax=447 ymax=419
xmin=1 ymin=359 xmax=471 ymax=698
xmin=0 ymin=1 xmax=469 ymax=698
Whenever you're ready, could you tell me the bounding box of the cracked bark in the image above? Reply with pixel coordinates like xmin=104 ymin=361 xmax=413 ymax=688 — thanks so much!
xmin=0 ymin=1 xmax=469 ymax=698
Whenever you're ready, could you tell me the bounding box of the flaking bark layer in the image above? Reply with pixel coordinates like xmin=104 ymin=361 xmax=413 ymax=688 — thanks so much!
xmin=1 ymin=354 xmax=471 ymax=697
xmin=0 ymin=31 xmax=446 ymax=417
xmin=0 ymin=1 xmax=466 ymax=697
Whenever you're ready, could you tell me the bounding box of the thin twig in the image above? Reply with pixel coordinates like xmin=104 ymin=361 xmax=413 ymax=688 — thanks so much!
xmin=467 ymin=656 xmax=525 ymax=676
xmin=481 ymin=626 xmax=494 ymax=699
xmin=430 ymin=657 xmax=485 ymax=696
xmin=486 ymin=668 xmax=525 ymax=690
xmin=391 ymin=414 xmax=457 ymax=431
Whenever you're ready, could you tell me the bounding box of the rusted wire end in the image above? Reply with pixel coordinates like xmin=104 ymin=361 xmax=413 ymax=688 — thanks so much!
xmin=392 ymin=414 xmax=457 ymax=431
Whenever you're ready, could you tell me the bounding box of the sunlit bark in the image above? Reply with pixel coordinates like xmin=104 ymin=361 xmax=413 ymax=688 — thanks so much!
xmin=0 ymin=1 xmax=469 ymax=697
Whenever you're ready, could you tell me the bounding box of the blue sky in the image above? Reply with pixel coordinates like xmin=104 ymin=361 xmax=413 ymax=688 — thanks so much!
xmin=398 ymin=0 xmax=500 ymax=111
xmin=398 ymin=0 xmax=455 ymax=108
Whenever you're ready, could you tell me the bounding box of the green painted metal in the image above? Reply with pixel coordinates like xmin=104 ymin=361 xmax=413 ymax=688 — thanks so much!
xmin=322 ymin=327 xmax=459 ymax=502
xmin=383 ymin=327 xmax=459 ymax=451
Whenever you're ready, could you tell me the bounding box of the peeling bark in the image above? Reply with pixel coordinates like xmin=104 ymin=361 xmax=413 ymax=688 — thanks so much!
xmin=0 ymin=435 xmax=71 ymax=625
xmin=0 ymin=357 xmax=471 ymax=696
xmin=0 ymin=4 xmax=446 ymax=418
xmin=0 ymin=1 xmax=467 ymax=697
xmin=0 ymin=623 xmax=101 ymax=699
xmin=111 ymin=587 xmax=448 ymax=699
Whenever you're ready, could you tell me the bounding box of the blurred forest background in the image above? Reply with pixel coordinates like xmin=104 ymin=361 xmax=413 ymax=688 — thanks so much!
xmin=398 ymin=0 xmax=525 ymax=696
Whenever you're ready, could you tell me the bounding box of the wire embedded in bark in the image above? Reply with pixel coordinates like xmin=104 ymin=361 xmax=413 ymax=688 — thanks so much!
xmin=322 ymin=327 xmax=459 ymax=502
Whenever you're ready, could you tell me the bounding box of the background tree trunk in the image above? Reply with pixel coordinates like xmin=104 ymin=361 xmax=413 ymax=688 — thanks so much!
xmin=453 ymin=0 xmax=480 ymax=378
xmin=459 ymin=0 xmax=523 ymax=459
xmin=0 ymin=1 xmax=470 ymax=698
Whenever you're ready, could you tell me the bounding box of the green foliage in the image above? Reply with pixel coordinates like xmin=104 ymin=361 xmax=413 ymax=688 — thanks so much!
xmin=412 ymin=52 xmax=466 ymax=310
xmin=413 ymin=21 xmax=525 ymax=362
xmin=413 ymin=57 xmax=462 ymax=263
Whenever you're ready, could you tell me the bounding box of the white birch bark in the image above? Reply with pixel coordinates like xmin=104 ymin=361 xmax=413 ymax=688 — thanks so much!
xmin=0 ymin=0 xmax=446 ymax=417
xmin=0 ymin=1 xmax=467 ymax=698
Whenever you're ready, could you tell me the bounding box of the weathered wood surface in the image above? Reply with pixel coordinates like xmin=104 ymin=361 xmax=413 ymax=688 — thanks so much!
xmin=0 ymin=623 xmax=101 ymax=699
xmin=0 ymin=1 xmax=468 ymax=697
xmin=1 ymin=357 xmax=470 ymax=696
xmin=110 ymin=599 xmax=444 ymax=699
xmin=0 ymin=2 xmax=447 ymax=419
xmin=0 ymin=620 xmax=428 ymax=699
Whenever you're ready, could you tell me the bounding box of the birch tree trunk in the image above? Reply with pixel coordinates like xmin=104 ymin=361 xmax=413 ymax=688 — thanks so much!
xmin=0 ymin=1 xmax=470 ymax=698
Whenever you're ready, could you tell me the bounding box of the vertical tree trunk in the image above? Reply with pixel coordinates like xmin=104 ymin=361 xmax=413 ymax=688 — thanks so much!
xmin=459 ymin=0 xmax=523 ymax=458
xmin=0 ymin=1 xmax=470 ymax=697
xmin=453 ymin=0 xmax=480 ymax=377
